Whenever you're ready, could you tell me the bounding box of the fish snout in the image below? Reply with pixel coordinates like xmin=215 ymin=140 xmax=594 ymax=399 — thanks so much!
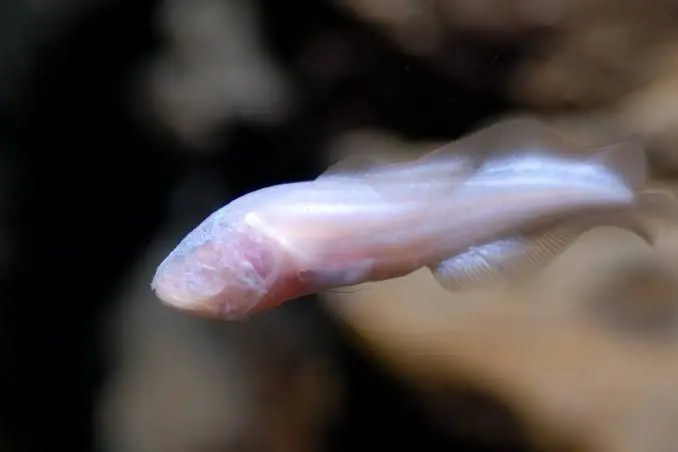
xmin=152 ymin=229 xmax=280 ymax=320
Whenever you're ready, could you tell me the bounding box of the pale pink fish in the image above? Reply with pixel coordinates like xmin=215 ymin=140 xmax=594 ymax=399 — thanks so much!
xmin=151 ymin=116 xmax=673 ymax=320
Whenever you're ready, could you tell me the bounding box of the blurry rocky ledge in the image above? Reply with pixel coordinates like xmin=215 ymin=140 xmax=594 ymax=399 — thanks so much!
xmin=338 ymin=0 xmax=678 ymax=174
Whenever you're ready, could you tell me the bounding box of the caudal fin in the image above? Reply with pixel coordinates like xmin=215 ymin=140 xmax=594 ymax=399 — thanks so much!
xmin=638 ymin=186 xmax=678 ymax=217
xmin=631 ymin=186 xmax=678 ymax=244
xmin=589 ymin=137 xmax=648 ymax=191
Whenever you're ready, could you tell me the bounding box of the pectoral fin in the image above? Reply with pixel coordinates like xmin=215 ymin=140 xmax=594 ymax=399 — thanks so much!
xmin=298 ymin=258 xmax=374 ymax=289
xmin=429 ymin=212 xmax=651 ymax=292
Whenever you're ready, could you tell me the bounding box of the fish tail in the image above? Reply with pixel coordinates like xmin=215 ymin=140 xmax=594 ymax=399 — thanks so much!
xmin=588 ymin=137 xmax=678 ymax=245
xmin=638 ymin=186 xmax=678 ymax=216
xmin=588 ymin=136 xmax=648 ymax=191
xmin=633 ymin=186 xmax=678 ymax=244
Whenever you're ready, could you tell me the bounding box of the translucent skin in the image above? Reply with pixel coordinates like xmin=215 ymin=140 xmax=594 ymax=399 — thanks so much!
xmin=151 ymin=146 xmax=641 ymax=320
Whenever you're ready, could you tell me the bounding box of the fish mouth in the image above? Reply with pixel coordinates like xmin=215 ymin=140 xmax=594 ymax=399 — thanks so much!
xmin=151 ymin=229 xmax=279 ymax=320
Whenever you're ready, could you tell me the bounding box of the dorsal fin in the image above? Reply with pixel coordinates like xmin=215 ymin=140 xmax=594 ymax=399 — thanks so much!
xmin=318 ymin=130 xmax=418 ymax=180
xmin=317 ymin=116 xmax=643 ymax=203
xmin=319 ymin=116 xmax=580 ymax=184
xmin=318 ymin=154 xmax=391 ymax=180
xmin=421 ymin=115 xmax=587 ymax=171
xmin=316 ymin=135 xmax=475 ymax=202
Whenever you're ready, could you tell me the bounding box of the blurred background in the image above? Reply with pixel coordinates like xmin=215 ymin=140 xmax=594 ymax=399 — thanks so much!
xmin=5 ymin=1 xmax=678 ymax=451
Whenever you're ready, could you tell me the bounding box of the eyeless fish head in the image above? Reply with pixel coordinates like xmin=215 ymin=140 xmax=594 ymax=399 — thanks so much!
xmin=151 ymin=215 xmax=287 ymax=320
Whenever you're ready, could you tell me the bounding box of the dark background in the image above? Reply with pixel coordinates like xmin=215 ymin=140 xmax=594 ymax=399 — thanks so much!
xmin=0 ymin=1 xmax=539 ymax=451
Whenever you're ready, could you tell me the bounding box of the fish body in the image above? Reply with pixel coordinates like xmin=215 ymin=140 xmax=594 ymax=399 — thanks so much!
xmin=152 ymin=117 xmax=667 ymax=320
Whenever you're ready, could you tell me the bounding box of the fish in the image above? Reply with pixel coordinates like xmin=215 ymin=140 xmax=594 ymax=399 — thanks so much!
xmin=151 ymin=116 xmax=676 ymax=320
